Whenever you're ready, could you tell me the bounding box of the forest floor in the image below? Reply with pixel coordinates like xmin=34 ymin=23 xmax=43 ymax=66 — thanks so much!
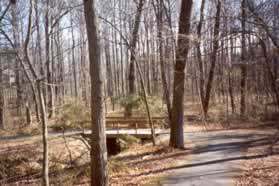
xmin=235 ymin=130 xmax=279 ymax=186
xmin=0 ymin=103 xmax=278 ymax=185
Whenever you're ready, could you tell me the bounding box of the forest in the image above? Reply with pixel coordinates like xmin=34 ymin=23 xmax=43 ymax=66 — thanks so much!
xmin=0 ymin=0 xmax=278 ymax=185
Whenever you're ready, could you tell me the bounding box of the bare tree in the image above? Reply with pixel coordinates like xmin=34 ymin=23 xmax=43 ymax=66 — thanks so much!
xmin=83 ymin=0 xmax=108 ymax=185
xmin=128 ymin=0 xmax=145 ymax=95
xmin=170 ymin=0 xmax=193 ymax=148
xmin=240 ymin=0 xmax=247 ymax=117
xmin=203 ymin=0 xmax=222 ymax=117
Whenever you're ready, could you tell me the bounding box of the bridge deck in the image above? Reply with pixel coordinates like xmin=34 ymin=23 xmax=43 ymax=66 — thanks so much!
xmin=82 ymin=128 xmax=168 ymax=139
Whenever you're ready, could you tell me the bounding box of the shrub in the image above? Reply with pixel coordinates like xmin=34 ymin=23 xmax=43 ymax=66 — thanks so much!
xmin=117 ymin=95 xmax=165 ymax=116
xmin=52 ymin=100 xmax=90 ymax=131
xmin=17 ymin=125 xmax=41 ymax=136
xmin=118 ymin=95 xmax=141 ymax=117
xmin=118 ymin=95 xmax=141 ymax=110
xmin=137 ymin=96 xmax=165 ymax=116
xmin=117 ymin=134 xmax=140 ymax=150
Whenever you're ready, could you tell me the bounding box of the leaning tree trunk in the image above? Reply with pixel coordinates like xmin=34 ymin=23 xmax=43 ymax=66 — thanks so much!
xmin=170 ymin=0 xmax=193 ymax=149
xmin=83 ymin=0 xmax=108 ymax=185
xmin=128 ymin=0 xmax=145 ymax=94
xmin=126 ymin=0 xmax=145 ymax=116
xmin=196 ymin=0 xmax=206 ymax=111
xmin=203 ymin=0 xmax=221 ymax=117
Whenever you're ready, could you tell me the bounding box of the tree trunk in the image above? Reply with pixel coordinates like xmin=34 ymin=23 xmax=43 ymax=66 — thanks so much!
xmin=45 ymin=0 xmax=54 ymax=118
xmin=36 ymin=82 xmax=49 ymax=186
xmin=104 ymin=32 xmax=113 ymax=98
xmin=83 ymin=0 xmax=108 ymax=185
xmin=154 ymin=0 xmax=172 ymax=126
xmin=70 ymin=15 xmax=78 ymax=99
xmin=23 ymin=1 xmax=49 ymax=184
xmin=170 ymin=0 xmax=193 ymax=149
xmin=0 ymin=58 xmax=4 ymax=129
xmin=203 ymin=0 xmax=221 ymax=117
xmin=11 ymin=2 xmax=23 ymax=115
xmin=128 ymin=0 xmax=145 ymax=94
xmin=259 ymin=39 xmax=279 ymax=109
xmin=229 ymin=35 xmax=236 ymax=113
xmin=196 ymin=0 xmax=206 ymax=107
xmin=240 ymin=0 xmax=247 ymax=117
xmin=35 ymin=0 xmax=47 ymax=114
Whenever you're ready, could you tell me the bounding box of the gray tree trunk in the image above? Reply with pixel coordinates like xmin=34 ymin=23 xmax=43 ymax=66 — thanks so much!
xmin=128 ymin=0 xmax=145 ymax=94
xmin=240 ymin=0 xmax=247 ymax=117
xmin=203 ymin=0 xmax=221 ymax=116
xmin=170 ymin=0 xmax=193 ymax=148
xmin=0 ymin=57 xmax=4 ymax=129
xmin=11 ymin=2 xmax=23 ymax=115
xmin=83 ymin=0 xmax=108 ymax=185
xmin=70 ymin=14 xmax=78 ymax=99
xmin=23 ymin=1 xmax=49 ymax=184
xmin=154 ymin=0 xmax=172 ymax=126
xmin=196 ymin=0 xmax=206 ymax=111
xmin=45 ymin=0 xmax=54 ymax=118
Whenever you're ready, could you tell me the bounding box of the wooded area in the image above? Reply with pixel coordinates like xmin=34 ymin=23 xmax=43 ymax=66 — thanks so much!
xmin=0 ymin=0 xmax=278 ymax=185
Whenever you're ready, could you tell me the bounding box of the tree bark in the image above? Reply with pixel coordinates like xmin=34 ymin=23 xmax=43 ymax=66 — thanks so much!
xmin=45 ymin=0 xmax=54 ymax=118
xmin=259 ymin=39 xmax=279 ymax=109
xmin=154 ymin=0 xmax=172 ymax=126
xmin=203 ymin=0 xmax=221 ymax=117
xmin=170 ymin=0 xmax=193 ymax=148
xmin=0 ymin=58 xmax=4 ymax=129
xmin=70 ymin=14 xmax=78 ymax=99
xmin=83 ymin=0 xmax=108 ymax=185
xmin=128 ymin=0 xmax=145 ymax=95
xmin=196 ymin=0 xmax=206 ymax=111
xmin=23 ymin=1 xmax=49 ymax=184
xmin=240 ymin=0 xmax=247 ymax=117
xmin=11 ymin=2 xmax=23 ymax=115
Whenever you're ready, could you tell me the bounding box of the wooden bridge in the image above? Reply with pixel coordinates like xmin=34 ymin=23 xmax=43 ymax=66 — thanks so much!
xmin=82 ymin=116 xmax=168 ymax=139
xmin=81 ymin=116 xmax=168 ymax=154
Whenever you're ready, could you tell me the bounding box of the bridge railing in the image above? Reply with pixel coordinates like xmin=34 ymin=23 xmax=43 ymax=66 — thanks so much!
xmin=105 ymin=116 xmax=166 ymax=134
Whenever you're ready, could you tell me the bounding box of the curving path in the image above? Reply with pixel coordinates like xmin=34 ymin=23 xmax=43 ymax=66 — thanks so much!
xmin=160 ymin=129 xmax=273 ymax=186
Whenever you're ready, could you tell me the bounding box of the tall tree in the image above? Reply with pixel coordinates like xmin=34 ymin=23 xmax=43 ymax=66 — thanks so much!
xmin=128 ymin=0 xmax=145 ymax=94
xmin=170 ymin=0 xmax=193 ymax=148
xmin=153 ymin=0 xmax=172 ymax=125
xmin=45 ymin=0 xmax=54 ymax=118
xmin=196 ymin=0 xmax=206 ymax=112
xmin=240 ymin=0 xmax=247 ymax=117
xmin=22 ymin=1 xmax=49 ymax=184
xmin=203 ymin=0 xmax=222 ymax=116
xmin=11 ymin=2 xmax=23 ymax=115
xmin=70 ymin=13 xmax=78 ymax=98
xmin=83 ymin=0 xmax=108 ymax=185
xmin=0 ymin=56 xmax=4 ymax=129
